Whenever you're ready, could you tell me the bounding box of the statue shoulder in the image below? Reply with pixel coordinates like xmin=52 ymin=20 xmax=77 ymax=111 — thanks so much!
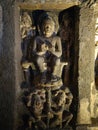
xmin=52 ymin=35 xmax=61 ymax=41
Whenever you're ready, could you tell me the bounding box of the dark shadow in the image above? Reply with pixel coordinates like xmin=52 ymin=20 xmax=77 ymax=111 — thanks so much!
xmin=95 ymin=53 xmax=98 ymax=90
xmin=58 ymin=6 xmax=80 ymax=130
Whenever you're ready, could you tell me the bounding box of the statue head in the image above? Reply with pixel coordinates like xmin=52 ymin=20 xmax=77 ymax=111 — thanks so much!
xmin=40 ymin=17 xmax=55 ymax=37
xmin=57 ymin=91 xmax=66 ymax=106
xmin=27 ymin=90 xmax=46 ymax=117
xmin=30 ymin=94 xmax=43 ymax=116
xmin=20 ymin=12 xmax=35 ymax=38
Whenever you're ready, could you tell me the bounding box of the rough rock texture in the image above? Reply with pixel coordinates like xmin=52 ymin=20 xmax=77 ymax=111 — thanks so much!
xmin=77 ymin=6 xmax=95 ymax=124
xmin=90 ymin=4 xmax=98 ymax=125
xmin=0 ymin=0 xmax=98 ymax=130
xmin=0 ymin=3 xmax=15 ymax=130
xmin=0 ymin=1 xmax=22 ymax=130
xmin=18 ymin=0 xmax=80 ymax=3
xmin=0 ymin=5 xmax=2 ymax=55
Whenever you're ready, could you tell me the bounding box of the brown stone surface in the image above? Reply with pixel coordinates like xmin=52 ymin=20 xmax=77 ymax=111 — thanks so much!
xmin=0 ymin=5 xmax=2 ymax=54
xmin=0 ymin=0 xmax=98 ymax=130
xmin=0 ymin=4 xmax=15 ymax=130
xmin=18 ymin=0 xmax=80 ymax=3
xmin=76 ymin=125 xmax=88 ymax=130
xmin=88 ymin=126 xmax=98 ymax=130
xmin=18 ymin=2 xmax=80 ymax=10
xmin=77 ymin=6 xmax=95 ymax=124
xmin=0 ymin=1 xmax=22 ymax=130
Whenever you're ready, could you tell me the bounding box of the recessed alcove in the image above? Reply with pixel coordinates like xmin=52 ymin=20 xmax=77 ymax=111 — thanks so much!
xmin=17 ymin=4 xmax=80 ymax=130
xmin=0 ymin=1 xmax=97 ymax=130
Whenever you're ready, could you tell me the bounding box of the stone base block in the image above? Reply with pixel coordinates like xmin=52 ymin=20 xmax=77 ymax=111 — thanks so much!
xmin=87 ymin=126 xmax=98 ymax=130
xmin=76 ymin=125 xmax=88 ymax=130
xmin=45 ymin=127 xmax=73 ymax=130
xmin=76 ymin=125 xmax=98 ymax=130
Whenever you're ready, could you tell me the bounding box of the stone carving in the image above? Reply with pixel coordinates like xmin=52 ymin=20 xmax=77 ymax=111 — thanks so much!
xmin=20 ymin=12 xmax=36 ymax=87
xmin=27 ymin=89 xmax=46 ymax=129
xmin=21 ymin=12 xmax=68 ymax=88
xmin=95 ymin=19 xmax=98 ymax=88
xmin=21 ymin=11 xmax=73 ymax=129
xmin=24 ymin=87 xmax=73 ymax=129
xmin=32 ymin=16 xmax=65 ymax=85
xmin=20 ymin=12 xmax=36 ymax=39
xmin=50 ymin=88 xmax=73 ymax=128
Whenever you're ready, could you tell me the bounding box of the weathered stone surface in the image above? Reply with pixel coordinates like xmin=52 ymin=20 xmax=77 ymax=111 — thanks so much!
xmin=77 ymin=6 xmax=95 ymax=124
xmin=0 ymin=5 xmax=2 ymax=35
xmin=87 ymin=126 xmax=98 ymax=130
xmin=0 ymin=5 xmax=15 ymax=130
xmin=16 ymin=0 xmax=80 ymax=10
xmin=0 ymin=5 xmax=2 ymax=54
xmin=76 ymin=125 xmax=88 ymax=130
xmin=18 ymin=0 xmax=79 ymax=3
xmin=0 ymin=0 xmax=98 ymax=130
xmin=0 ymin=2 xmax=22 ymax=130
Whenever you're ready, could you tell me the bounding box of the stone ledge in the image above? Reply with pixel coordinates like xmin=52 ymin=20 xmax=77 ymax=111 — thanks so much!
xmin=76 ymin=125 xmax=98 ymax=130
xmin=44 ymin=127 xmax=73 ymax=130
xmin=17 ymin=2 xmax=80 ymax=10
xmin=87 ymin=126 xmax=98 ymax=130
xmin=76 ymin=125 xmax=88 ymax=130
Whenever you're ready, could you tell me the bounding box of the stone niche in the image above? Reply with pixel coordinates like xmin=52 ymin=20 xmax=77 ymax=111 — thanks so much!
xmin=17 ymin=1 xmax=97 ymax=130
xmin=0 ymin=0 xmax=97 ymax=130
xmin=17 ymin=1 xmax=79 ymax=130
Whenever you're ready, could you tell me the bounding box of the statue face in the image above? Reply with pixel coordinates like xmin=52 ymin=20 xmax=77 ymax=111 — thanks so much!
xmin=32 ymin=95 xmax=43 ymax=116
xmin=42 ymin=19 xmax=55 ymax=37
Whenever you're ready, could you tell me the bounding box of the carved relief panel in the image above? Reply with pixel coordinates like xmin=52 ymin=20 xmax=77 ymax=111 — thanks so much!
xmin=19 ymin=8 xmax=76 ymax=130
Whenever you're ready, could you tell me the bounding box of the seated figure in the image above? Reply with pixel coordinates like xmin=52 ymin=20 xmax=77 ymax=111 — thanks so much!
xmin=22 ymin=14 xmax=68 ymax=88
xmin=50 ymin=88 xmax=73 ymax=128
xmin=26 ymin=89 xmax=46 ymax=129
xmin=32 ymin=16 xmax=64 ymax=84
xmin=21 ymin=12 xmax=73 ymax=130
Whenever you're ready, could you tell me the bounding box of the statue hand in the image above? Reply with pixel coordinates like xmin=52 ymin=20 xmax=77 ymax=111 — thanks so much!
xmin=22 ymin=62 xmax=32 ymax=69
xmin=41 ymin=43 xmax=49 ymax=52
xmin=48 ymin=112 xmax=53 ymax=119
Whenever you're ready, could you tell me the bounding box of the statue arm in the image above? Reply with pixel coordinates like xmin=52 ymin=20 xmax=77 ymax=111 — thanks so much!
xmin=65 ymin=88 xmax=73 ymax=100
xmin=32 ymin=38 xmax=37 ymax=54
xmin=50 ymin=37 xmax=62 ymax=57
xmin=37 ymin=51 xmax=46 ymax=56
xmin=65 ymin=88 xmax=73 ymax=107
xmin=51 ymin=105 xmax=64 ymax=115
xmin=33 ymin=38 xmax=46 ymax=56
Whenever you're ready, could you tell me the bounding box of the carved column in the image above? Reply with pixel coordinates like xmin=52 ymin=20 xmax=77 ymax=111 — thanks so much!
xmin=76 ymin=6 xmax=95 ymax=129
xmin=0 ymin=3 xmax=15 ymax=130
xmin=0 ymin=1 xmax=22 ymax=130
xmin=0 ymin=5 xmax=2 ymax=54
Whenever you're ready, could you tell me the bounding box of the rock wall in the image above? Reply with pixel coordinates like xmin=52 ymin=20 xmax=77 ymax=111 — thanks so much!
xmin=0 ymin=0 xmax=97 ymax=130
xmin=18 ymin=0 xmax=80 ymax=3
xmin=0 ymin=3 xmax=15 ymax=130
xmin=77 ymin=6 xmax=95 ymax=125
xmin=0 ymin=5 xmax=2 ymax=54
xmin=0 ymin=1 xmax=22 ymax=130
